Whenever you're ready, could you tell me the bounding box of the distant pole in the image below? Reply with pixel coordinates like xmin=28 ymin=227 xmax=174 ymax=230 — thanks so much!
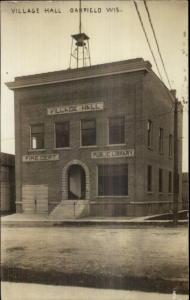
xmin=79 ymin=0 xmax=82 ymax=34
xmin=173 ymin=97 xmax=179 ymax=225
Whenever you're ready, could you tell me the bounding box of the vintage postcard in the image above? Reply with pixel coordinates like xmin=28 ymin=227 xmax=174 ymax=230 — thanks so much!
xmin=1 ymin=1 xmax=188 ymax=299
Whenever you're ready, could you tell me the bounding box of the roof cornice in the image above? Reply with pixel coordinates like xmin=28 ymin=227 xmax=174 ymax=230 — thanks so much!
xmin=6 ymin=59 xmax=151 ymax=90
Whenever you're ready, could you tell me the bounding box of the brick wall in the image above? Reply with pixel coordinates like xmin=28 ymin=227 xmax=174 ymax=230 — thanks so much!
xmin=13 ymin=67 xmax=182 ymax=216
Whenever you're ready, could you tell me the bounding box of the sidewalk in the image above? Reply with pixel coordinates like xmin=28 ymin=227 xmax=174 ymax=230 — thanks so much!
xmin=1 ymin=213 xmax=188 ymax=227
xmin=2 ymin=282 xmax=189 ymax=300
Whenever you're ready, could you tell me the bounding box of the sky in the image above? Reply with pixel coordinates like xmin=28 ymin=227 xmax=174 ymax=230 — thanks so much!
xmin=1 ymin=0 xmax=188 ymax=171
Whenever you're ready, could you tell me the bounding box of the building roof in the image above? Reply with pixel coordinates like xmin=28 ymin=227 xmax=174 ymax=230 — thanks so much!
xmin=6 ymin=58 xmax=152 ymax=90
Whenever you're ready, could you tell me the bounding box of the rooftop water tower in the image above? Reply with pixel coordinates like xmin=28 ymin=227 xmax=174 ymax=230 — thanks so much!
xmin=69 ymin=0 xmax=91 ymax=68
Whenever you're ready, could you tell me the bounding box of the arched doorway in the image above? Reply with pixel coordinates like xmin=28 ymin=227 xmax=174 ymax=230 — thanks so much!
xmin=68 ymin=165 xmax=86 ymax=200
xmin=62 ymin=160 xmax=90 ymax=200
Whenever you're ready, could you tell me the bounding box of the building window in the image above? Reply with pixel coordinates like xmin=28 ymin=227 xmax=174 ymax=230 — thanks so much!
xmin=98 ymin=164 xmax=128 ymax=196
xmin=81 ymin=119 xmax=96 ymax=146
xmin=147 ymin=165 xmax=152 ymax=192
xmin=55 ymin=122 xmax=69 ymax=148
xmin=147 ymin=120 xmax=153 ymax=148
xmin=109 ymin=116 xmax=125 ymax=145
xmin=31 ymin=124 xmax=44 ymax=149
xmin=169 ymin=134 xmax=173 ymax=156
xmin=168 ymin=171 xmax=172 ymax=193
xmin=159 ymin=168 xmax=163 ymax=193
xmin=159 ymin=128 xmax=164 ymax=153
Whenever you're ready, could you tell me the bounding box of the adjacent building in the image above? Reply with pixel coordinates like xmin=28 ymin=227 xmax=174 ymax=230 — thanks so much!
xmin=0 ymin=152 xmax=15 ymax=215
xmin=6 ymin=58 xmax=183 ymax=217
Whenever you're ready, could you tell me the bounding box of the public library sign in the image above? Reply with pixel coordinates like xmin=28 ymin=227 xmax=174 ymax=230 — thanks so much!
xmin=47 ymin=102 xmax=104 ymax=115
xmin=91 ymin=149 xmax=134 ymax=159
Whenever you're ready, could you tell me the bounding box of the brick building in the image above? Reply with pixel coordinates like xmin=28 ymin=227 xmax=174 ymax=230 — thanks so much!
xmin=6 ymin=58 xmax=183 ymax=218
xmin=0 ymin=152 xmax=15 ymax=215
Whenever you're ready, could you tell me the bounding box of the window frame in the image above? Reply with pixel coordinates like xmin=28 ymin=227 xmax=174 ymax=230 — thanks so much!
xmin=54 ymin=121 xmax=70 ymax=149
xmin=159 ymin=168 xmax=163 ymax=193
xmin=147 ymin=120 xmax=153 ymax=149
xmin=97 ymin=164 xmax=128 ymax=197
xmin=147 ymin=165 xmax=152 ymax=192
xmin=159 ymin=127 xmax=164 ymax=154
xmin=30 ymin=124 xmax=45 ymax=150
xmin=80 ymin=119 xmax=97 ymax=147
xmin=108 ymin=116 xmax=125 ymax=145
xmin=168 ymin=171 xmax=172 ymax=193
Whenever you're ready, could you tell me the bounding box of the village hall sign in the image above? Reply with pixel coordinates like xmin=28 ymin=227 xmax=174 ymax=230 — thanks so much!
xmin=47 ymin=102 xmax=104 ymax=115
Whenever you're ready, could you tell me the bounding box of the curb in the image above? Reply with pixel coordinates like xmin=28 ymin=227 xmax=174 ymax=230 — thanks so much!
xmin=1 ymin=220 xmax=188 ymax=227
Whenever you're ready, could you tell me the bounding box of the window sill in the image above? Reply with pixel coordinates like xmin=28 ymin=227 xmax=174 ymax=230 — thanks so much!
xmin=28 ymin=149 xmax=46 ymax=152
xmin=80 ymin=145 xmax=98 ymax=149
xmin=96 ymin=195 xmax=129 ymax=198
xmin=106 ymin=143 xmax=126 ymax=147
xmin=159 ymin=152 xmax=164 ymax=155
xmin=147 ymin=191 xmax=154 ymax=194
xmin=147 ymin=147 xmax=153 ymax=151
xmin=54 ymin=147 xmax=71 ymax=150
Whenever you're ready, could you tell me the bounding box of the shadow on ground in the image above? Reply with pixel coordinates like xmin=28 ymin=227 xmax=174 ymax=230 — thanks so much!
xmin=1 ymin=266 xmax=188 ymax=294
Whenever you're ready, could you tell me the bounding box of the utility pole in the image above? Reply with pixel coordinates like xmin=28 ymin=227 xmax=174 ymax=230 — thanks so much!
xmin=173 ymin=95 xmax=179 ymax=225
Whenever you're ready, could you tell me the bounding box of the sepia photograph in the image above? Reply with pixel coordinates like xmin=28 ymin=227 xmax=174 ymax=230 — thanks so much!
xmin=1 ymin=0 xmax=188 ymax=299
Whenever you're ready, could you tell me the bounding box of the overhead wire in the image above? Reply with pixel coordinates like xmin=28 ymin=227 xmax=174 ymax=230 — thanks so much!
xmin=143 ymin=0 xmax=172 ymax=89
xmin=133 ymin=0 xmax=178 ymax=117
xmin=133 ymin=1 xmax=163 ymax=81
xmin=141 ymin=1 xmax=186 ymax=118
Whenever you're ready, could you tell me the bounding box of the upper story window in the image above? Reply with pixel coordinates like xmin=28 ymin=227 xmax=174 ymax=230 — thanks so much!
xmin=109 ymin=116 xmax=125 ymax=145
xmin=147 ymin=120 xmax=153 ymax=149
xmin=55 ymin=122 xmax=70 ymax=148
xmin=159 ymin=128 xmax=164 ymax=153
xmin=31 ymin=124 xmax=44 ymax=149
xmin=147 ymin=165 xmax=152 ymax=192
xmin=81 ymin=119 xmax=96 ymax=146
xmin=169 ymin=134 xmax=173 ymax=156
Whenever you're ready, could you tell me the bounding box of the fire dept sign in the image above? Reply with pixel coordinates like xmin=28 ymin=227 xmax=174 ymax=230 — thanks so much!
xmin=23 ymin=154 xmax=59 ymax=162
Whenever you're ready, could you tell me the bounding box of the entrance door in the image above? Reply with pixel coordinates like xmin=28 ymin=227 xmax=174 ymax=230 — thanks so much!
xmin=68 ymin=165 xmax=86 ymax=200
xmin=22 ymin=185 xmax=48 ymax=213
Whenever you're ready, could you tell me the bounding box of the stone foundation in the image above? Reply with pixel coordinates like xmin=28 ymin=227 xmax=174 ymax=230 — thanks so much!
xmin=90 ymin=202 xmax=173 ymax=217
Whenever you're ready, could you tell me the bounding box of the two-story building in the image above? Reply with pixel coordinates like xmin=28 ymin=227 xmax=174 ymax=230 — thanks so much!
xmin=6 ymin=58 xmax=182 ymax=218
